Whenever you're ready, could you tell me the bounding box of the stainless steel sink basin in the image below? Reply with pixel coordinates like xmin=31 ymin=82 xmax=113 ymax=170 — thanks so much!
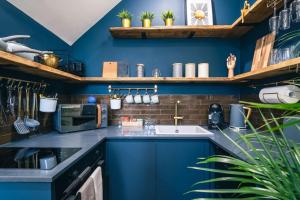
xmin=155 ymin=125 xmax=213 ymax=135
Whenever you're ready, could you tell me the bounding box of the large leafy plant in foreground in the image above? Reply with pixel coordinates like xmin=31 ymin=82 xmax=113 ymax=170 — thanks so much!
xmin=189 ymin=103 xmax=300 ymax=200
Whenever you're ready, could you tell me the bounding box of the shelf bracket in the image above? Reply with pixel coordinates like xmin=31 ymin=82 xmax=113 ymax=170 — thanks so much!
xmin=188 ymin=31 xmax=195 ymax=39
xmin=141 ymin=32 xmax=147 ymax=39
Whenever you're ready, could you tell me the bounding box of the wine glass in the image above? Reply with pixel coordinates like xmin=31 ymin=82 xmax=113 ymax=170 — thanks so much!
xmin=290 ymin=0 xmax=300 ymax=23
xmin=279 ymin=9 xmax=291 ymax=30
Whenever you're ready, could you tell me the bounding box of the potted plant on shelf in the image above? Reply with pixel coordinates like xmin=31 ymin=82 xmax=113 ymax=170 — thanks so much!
xmin=140 ymin=11 xmax=154 ymax=28
xmin=117 ymin=10 xmax=133 ymax=28
xmin=162 ymin=10 xmax=175 ymax=26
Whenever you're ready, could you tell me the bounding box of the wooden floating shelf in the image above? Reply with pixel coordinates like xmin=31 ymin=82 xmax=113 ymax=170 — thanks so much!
xmin=0 ymin=51 xmax=298 ymax=84
xmin=233 ymin=0 xmax=288 ymax=27
xmin=82 ymin=77 xmax=233 ymax=83
xmin=110 ymin=25 xmax=252 ymax=39
xmin=0 ymin=51 xmax=82 ymax=81
xmin=234 ymin=57 xmax=300 ymax=81
xmin=110 ymin=0 xmax=288 ymax=39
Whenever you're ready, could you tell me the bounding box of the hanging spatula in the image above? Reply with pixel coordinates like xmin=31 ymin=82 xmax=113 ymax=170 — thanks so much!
xmin=14 ymin=87 xmax=30 ymax=134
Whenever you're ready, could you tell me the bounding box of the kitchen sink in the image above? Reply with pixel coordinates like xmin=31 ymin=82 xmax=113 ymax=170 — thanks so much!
xmin=155 ymin=125 xmax=213 ymax=135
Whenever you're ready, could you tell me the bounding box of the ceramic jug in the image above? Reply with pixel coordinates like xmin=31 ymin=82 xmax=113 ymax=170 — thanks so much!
xmin=229 ymin=104 xmax=252 ymax=129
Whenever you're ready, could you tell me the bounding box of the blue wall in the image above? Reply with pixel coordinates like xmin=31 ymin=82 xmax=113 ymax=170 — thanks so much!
xmin=0 ymin=1 xmax=69 ymax=53
xmin=69 ymin=0 xmax=244 ymax=95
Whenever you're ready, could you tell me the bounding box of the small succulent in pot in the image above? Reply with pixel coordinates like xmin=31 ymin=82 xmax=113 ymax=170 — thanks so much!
xmin=117 ymin=10 xmax=133 ymax=28
xmin=140 ymin=11 xmax=155 ymax=28
xmin=162 ymin=10 xmax=175 ymax=26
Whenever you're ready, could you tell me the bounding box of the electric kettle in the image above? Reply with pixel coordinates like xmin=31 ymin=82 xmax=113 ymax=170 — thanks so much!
xmin=229 ymin=104 xmax=252 ymax=130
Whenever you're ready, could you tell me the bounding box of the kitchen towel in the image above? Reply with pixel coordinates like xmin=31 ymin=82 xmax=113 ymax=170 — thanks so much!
xmin=77 ymin=177 xmax=96 ymax=200
xmin=91 ymin=167 xmax=103 ymax=200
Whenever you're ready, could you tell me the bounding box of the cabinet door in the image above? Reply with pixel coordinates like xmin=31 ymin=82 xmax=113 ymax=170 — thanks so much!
xmin=156 ymin=139 xmax=214 ymax=200
xmin=106 ymin=140 xmax=156 ymax=200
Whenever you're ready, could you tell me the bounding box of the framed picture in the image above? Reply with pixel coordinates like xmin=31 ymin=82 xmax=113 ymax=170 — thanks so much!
xmin=186 ymin=0 xmax=213 ymax=25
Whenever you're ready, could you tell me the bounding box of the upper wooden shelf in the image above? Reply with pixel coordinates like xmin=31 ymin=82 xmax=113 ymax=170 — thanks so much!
xmin=0 ymin=51 xmax=82 ymax=81
xmin=0 ymin=51 xmax=298 ymax=84
xmin=233 ymin=0 xmax=287 ymax=27
xmin=110 ymin=0 xmax=288 ymax=39
xmin=110 ymin=25 xmax=252 ymax=39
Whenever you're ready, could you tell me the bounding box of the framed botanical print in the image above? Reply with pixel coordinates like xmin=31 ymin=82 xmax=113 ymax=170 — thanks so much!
xmin=186 ymin=0 xmax=213 ymax=25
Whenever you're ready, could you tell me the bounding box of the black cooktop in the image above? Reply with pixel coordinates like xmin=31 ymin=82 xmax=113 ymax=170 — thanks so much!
xmin=0 ymin=147 xmax=81 ymax=169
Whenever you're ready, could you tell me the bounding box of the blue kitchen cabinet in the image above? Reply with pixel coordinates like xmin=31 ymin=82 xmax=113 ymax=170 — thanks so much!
xmin=0 ymin=182 xmax=52 ymax=200
xmin=156 ymin=139 xmax=214 ymax=200
xmin=106 ymin=139 xmax=216 ymax=200
xmin=105 ymin=140 xmax=156 ymax=200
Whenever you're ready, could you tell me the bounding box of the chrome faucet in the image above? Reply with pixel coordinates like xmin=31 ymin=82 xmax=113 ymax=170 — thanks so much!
xmin=174 ymin=100 xmax=184 ymax=126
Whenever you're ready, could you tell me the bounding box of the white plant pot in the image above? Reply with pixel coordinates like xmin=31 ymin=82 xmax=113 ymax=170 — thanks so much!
xmin=40 ymin=97 xmax=58 ymax=113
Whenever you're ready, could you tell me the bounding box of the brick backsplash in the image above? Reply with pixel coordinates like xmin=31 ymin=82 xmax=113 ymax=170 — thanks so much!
xmin=2 ymin=93 xmax=279 ymax=145
xmin=64 ymin=95 xmax=240 ymax=126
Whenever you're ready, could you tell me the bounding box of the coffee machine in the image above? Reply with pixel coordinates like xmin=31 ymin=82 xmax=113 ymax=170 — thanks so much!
xmin=208 ymin=104 xmax=226 ymax=130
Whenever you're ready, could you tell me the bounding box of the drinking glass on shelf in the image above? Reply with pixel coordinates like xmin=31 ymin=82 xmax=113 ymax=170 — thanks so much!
xmin=269 ymin=16 xmax=280 ymax=33
xmin=269 ymin=49 xmax=279 ymax=65
xmin=280 ymin=47 xmax=292 ymax=61
xmin=279 ymin=9 xmax=291 ymax=30
xmin=290 ymin=0 xmax=300 ymax=23
xmin=152 ymin=68 xmax=161 ymax=78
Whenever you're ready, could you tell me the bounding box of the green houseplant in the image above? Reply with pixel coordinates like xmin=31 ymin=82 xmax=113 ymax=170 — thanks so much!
xmin=162 ymin=10 xmax=175 ymax=26
xmin=117 ymin=10 xmax=133 ymax=28
xmin=140 ymin=11 xmax=154 ymax=28
xmin=188 ymin=98 xmax=300 ymax=199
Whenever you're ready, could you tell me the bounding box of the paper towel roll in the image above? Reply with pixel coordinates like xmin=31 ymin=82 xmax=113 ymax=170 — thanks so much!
xmin=259 ymin=85 xmax=300 ymax=104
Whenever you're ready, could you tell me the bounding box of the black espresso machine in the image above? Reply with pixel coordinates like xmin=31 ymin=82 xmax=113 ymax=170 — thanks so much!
xmin=208 ymin=103 xmax=227 ymax=130
xmin=54 ymin=104 xmax=108 ymax=133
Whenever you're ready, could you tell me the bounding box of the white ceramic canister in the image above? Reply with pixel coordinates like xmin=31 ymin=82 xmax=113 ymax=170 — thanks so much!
xmin=185 ymin=63 xmax=196 ymax=78
xmin=198 ymin=63 xmax=209 ymax=78
xmin=172 ymin=63 xmax=183 ymax=77
xmin=136 ymin=64 xmax=145 ymax=77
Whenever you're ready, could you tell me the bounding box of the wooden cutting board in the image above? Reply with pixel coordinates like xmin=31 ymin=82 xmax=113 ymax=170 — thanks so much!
xmin=251 ymin=33 xmax=276 ymax=71
xmin=102 ymin=62 xmax=118 ymax=78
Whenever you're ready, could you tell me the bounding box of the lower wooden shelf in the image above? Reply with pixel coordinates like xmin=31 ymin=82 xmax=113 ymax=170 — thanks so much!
xmin=0 ymin=51 xmax=82 ymax=81
xmin=0 ymin=51 xmax=299 ymax=84
xmin=82 ymin=77 xmax=233 ymax=83
xmin=234 ymin=57 xmax=300 ymax=81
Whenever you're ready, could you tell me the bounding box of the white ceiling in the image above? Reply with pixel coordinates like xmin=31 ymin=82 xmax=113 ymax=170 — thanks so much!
xmin=8 ymin=0 xmax=121 ymax=45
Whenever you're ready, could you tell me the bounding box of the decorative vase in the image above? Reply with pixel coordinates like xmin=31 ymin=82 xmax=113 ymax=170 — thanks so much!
xmin=165 ymin=18 xmax=174 ymax=26
xmin=122 ymin=18 xmax=131 ymax=28
xmin=143 ymin=19 xmax=152 ymax=28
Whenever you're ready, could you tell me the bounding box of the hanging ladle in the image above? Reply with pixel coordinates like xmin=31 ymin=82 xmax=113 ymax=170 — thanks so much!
xmin=24 ymin=86 xmax=40 ymax=129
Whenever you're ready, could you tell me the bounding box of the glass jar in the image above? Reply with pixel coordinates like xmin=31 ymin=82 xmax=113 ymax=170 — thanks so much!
xmin=136 ymin=64 xmax=145 ymax=77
